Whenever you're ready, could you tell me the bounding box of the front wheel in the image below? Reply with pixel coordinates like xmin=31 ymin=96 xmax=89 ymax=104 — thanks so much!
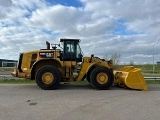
xmin=90 ymin=67 xmax=114 ymax=90
xmin=36 ymin=65 xmax=61 ymax=90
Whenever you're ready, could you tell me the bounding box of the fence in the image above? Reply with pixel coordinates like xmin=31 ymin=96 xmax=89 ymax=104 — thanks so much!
xmin=2 ymin=62 xmax=17 ymax=67
xmin=144 ymin=77 xmax=160 ymax=81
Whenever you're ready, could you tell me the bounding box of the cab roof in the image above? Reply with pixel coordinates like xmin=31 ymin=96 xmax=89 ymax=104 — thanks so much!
xmin=60 ymin=38 xmax=80 ymax=42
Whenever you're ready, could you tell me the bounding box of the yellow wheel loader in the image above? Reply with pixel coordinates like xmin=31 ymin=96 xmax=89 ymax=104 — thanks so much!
xmin=11 ymin=38 xmax=148 ymax=90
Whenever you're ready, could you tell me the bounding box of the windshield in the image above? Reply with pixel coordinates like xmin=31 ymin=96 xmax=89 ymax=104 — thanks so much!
xmin=76 ymin=43 xmax=83 ymax=58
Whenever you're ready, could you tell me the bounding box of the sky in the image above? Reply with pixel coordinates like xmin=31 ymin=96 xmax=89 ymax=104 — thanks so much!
xmin=0 ymin=0 xmax=160 ymax=64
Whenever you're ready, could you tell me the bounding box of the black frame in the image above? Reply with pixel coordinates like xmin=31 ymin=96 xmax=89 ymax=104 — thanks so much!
xmin=60 ymin=39 xmax=83 ymax=62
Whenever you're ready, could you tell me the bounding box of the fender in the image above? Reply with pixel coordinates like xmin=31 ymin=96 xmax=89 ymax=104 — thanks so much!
xmin=30 ymin=58 xmax=62 ymax=79
xmin=76 ymin=62 xmax=98 ymax=81
xmin=86 ymin=62 xmax=98 ymax=77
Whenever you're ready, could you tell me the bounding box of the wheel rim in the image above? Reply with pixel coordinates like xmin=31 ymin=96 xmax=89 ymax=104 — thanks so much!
xmin=42 ymin=72 xmax=54 ymax=84
xmin=96 ymin=72 xmax=108 ymax=84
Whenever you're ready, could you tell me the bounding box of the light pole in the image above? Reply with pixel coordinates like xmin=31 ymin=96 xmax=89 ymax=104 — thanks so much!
xmin=153 ymin=43 xmax=158 ymax=74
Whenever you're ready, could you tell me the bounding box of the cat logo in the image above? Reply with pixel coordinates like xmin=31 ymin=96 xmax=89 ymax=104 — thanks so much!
xmin=46 ymin=53 xmax=53 ymax=57
xmin=39 ymin=52 xmax=53 ymax=58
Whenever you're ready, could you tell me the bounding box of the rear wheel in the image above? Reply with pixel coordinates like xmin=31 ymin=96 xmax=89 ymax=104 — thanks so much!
xmin=36 ymin=65 xmax=61 ymax=90
xmin=90 ymin=67 xmax=114 ymax=90
xmin=86 ymin=73 xmax=91 ymax=83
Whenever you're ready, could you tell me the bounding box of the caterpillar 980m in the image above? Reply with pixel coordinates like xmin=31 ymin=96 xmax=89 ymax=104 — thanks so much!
xmin=11 ymin=38 xmax=148 ymax=91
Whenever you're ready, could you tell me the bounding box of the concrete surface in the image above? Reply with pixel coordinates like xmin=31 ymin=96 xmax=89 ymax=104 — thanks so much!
xmin=0 ymin=71 xmax=11 ymax=75
xmin=0 ymin=84 xmax=160 ymax=120
xmin=0 ymin=71 xmax=24 ymax=80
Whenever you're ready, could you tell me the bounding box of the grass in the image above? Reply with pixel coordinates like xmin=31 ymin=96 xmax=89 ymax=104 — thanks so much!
xmin=146 ymin=80 xmax=160 ymax=84
xmin=0 ymin=79 xmax=89 ymax=84
xmin=0 ymin=79 xmax=35 ymax=84
xmin=116 ymin=64 xmax=160 ymax=77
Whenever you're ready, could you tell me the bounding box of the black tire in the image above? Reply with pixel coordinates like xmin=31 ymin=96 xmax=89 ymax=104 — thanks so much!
xmin=86 ymin=66 xmax=96 ymax=83
xmin=86 ymin=75 xmax=90 ymax=83
xmin=36 ymin=65 xmax=61 ymax=90
xmin=90 ymin=67 xmax=114 ymax=90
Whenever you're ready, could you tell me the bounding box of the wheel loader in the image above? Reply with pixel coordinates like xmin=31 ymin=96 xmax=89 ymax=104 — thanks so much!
xmin=11 ymin=38 xmax=148 ymax=91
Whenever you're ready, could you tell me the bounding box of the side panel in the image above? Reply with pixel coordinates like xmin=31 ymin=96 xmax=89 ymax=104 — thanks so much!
xmin=17 ymin=53 xmax=23 ymax=72
xmin=21 ymin=53 xmax=32 ymax=72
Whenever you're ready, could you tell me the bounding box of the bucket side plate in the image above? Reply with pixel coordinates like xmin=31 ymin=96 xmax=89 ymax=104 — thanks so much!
xmin=114 ymin=66 xmax=149 ymax=91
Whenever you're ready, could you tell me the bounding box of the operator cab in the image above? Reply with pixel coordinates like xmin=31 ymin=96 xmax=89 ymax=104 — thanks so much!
xmin=60 ymin=38 xmax=83 ymax=62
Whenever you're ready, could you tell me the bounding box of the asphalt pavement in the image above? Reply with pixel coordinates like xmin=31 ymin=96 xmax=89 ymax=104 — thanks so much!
xmin=0 ymin=84 xmax=160 ymax=120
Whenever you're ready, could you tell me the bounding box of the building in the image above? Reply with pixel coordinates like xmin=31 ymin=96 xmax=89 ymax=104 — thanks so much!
xmin=0 ymin=59 xmax=18 ymax=67
xmin=157 ymin=61 xmax=160 ymax=65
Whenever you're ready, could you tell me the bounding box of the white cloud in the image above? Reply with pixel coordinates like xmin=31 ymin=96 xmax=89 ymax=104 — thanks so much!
xmin=0 ymin=0 xmax=160 ymax=64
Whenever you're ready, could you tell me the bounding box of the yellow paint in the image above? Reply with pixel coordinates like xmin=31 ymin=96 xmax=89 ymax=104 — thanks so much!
xmin=114 ymin=66 xmax=149 ymax=91
xmin=76 ymin=62 xmax=93 ymax=81
xmin=63 ymin=61 xmax=76 ymax=67
xmin=96 ymin=72 xmax=108 ymax=84
xmin=42 ymin=72 xmax=54 ymax=84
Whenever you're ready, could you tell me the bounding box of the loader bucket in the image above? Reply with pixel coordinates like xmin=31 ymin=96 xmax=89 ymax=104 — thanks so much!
xmin=114 ymin=66 xmax=149 ymax=91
